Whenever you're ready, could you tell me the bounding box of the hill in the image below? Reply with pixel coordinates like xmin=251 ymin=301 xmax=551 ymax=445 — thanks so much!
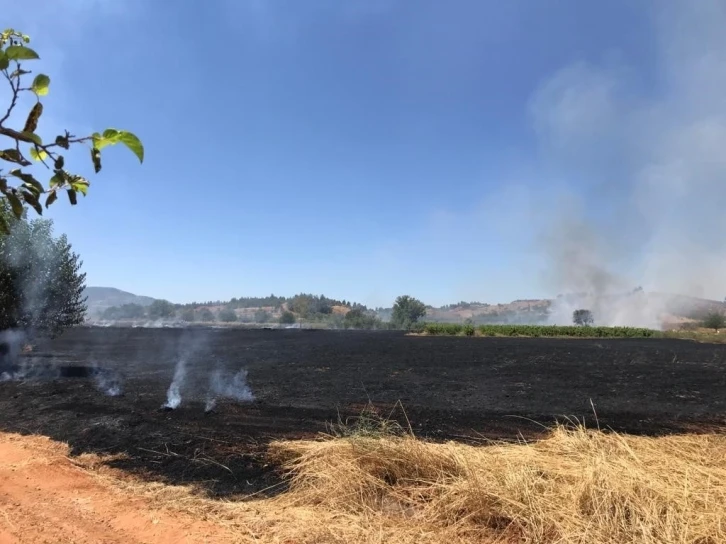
xmin=83 ymin=285 xmax=726 ymax=329
xmin=83 ymin=287 xmax=156 ymax=318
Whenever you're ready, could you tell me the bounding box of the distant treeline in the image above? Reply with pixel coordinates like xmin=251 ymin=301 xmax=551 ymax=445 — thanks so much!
xmin=421 ymin=323 xmax=660 ymax=338
xmin=96 ymin=295 xmax=557 ymax=328
xmin=175 ymin=293 xmax=368 ymax=312
xmin=97 ymin=293 xmax=378 ymax=327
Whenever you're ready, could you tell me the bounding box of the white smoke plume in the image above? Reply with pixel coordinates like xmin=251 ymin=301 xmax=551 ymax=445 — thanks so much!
xmin=522 ymin=1 xmax=726 ymax=327
xmin=161 ymin=330 xmax=211 ymax=409
xmin=92 ymin=367 xmax=123 ymax=397
xmin=205 ymin=368 xmax=255 ymax=412
xmin=163 ymin=356 xmax=188 ymax=409
xmin=0 ymin=329 xmax=29 ymax=381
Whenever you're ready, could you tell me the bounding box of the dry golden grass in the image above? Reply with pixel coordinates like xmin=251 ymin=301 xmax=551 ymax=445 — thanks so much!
xmin=266 ymin=423 xmax=726 ymax=543
xmin=663 ymin=327 xmax=726 ymax=344
xmin=21 ymin=420 xmax=726 ymax=544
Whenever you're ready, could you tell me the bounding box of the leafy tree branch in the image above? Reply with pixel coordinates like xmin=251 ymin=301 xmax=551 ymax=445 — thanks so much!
xmin=0 ymin=28 xmax=144 ymax=233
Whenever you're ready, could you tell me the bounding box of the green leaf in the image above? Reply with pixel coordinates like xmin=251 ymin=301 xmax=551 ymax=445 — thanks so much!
xmin=0 ymin=177 xmax=7 ymax=193
xmin=9 ymin=169 xmax=44 ymax=196
xmin=94 ymin=129 xmax=144 ymax=163
xmin=92 ymin=132 xmax=111 ymax=151
xmin=29 ymin=146 xmax=47 ymax=161
xmin=49 ymin=173 xmax=64 ymax=188
xmin=31 ymin=74 xmax=50 ymax=96
xmin=0 ymin=51 xmax=8 ymax=70
xmin=91 ymin=147 xmax=101 ymax=173
xmin=54 ymin=155 xmax=64 ymax=169
xmin=70 ymin=177 xmax=89 ymax=196
xmin=21 ymin=131 xmax=42 ymax=145
xmin=6 ymin=191 xmax=23 ymax=218
xmin=45 ymin=190 xmax=58 ymax=209
xmin=0 ymin=148 xmax=30 ymax=166
xmin=116 ymin=131 xmax=144 ymax=163
xmin=67 ymin=189 xmax=77 ymax=205
xmin=5 ymin=45 xmax=39 ymax=60
xmin=21 ymin=190 xmax=42 ymax=215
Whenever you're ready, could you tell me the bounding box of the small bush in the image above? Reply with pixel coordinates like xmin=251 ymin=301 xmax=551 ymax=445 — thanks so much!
xmin=279 ymin=311 xmax=296 ymax=324
xmin=703 ymin=312 xmax=726 ymax=331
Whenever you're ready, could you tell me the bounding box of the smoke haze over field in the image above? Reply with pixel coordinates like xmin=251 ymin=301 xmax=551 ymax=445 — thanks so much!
xmin=520 ymin=1 xmax=726 ymax=327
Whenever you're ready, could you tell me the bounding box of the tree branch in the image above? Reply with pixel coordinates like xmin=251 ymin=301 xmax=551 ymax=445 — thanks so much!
xmin=0 ymin=68 xmax=19 ymax=127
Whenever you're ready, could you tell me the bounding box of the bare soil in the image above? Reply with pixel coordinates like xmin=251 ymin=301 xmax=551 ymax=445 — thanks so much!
xmin=1 ymin=327 xmax=725 ymax=503
xmin=0 ymin=433 xmax=234 ymax=544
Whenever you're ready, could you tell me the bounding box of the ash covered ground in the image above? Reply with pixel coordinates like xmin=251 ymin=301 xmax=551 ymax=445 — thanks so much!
xmin=0 ymin=327 xmax=725 ymax=498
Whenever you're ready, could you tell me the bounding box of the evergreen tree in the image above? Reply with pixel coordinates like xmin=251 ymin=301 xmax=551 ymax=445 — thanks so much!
xmin=0 ymin=212 xmax=86 ymax=338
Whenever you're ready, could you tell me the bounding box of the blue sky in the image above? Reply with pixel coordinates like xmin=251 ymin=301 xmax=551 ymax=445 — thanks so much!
xmin=6 ymin=1 xmax=726 ymax=307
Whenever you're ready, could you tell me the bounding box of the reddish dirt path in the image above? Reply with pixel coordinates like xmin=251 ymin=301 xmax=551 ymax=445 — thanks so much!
xmin=0 ymin=433 xmax=234 ymax=544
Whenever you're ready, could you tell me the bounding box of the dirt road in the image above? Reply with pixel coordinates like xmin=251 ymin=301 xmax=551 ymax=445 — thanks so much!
xmin=0 ymin=433 xmax=233 ymax=544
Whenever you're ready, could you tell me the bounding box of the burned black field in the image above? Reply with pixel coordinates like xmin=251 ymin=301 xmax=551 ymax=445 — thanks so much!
xmin=1 ymin=327 xmax=725 ymax=498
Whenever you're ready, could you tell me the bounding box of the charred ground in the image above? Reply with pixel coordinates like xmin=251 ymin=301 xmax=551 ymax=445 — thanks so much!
xmin=0 ymin=327 xmax=725 ymax=499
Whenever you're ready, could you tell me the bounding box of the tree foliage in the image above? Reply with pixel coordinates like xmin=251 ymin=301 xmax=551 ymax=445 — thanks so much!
xmin=279 ymin=311 xmax=296 ymax=324
xmin=572 ymin=309 xmax=594 ymax=326
xmin=0 ymin=210 xmax=85 ymax=338
xmin=101 ymin=303 xmax=145 ymax=320
xmin=225 ymin=295 xmax=286 ymax=309
xmin=287 ymin=293 xmax=343 ymax=318
xmin=254 ymin=309 xmax=271 ymax=323
xmin=0 ymin=29 xmax=143 ymax=232
xmin=703 ymin=312 xmax=726 ymax=332
xmin=217 ymin=308 xmax=237 ymax=322
xmin=344 ymin=308 xmax=383 ymax=330
xmin=148 ymin=299 xmax=175 ymax=320
xmin=391 ymin=295 xmax=427 ymax=330
xmin=197 ymin=308 xmax=214 ymax=322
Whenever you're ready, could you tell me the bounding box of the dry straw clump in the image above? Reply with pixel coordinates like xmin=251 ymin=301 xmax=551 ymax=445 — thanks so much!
xmin=268 ymin=422 xmax=726 ymax=543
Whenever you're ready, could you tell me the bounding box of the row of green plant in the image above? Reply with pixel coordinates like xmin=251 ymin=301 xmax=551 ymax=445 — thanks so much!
xmin=420 ymin=323 xmax=661 ymax=338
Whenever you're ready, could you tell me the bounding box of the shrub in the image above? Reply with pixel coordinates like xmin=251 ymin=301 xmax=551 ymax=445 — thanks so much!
xmin=279 ymin=311 xmax=296 ymax=325
xmin=254 ymin=309 xmax=272 ymax=324
xmin=217 ymin=308 xmax=237 ymax=322
xmin=703 ymin=312 xmax=726 ymax=332
xmin=148 ymin=299 xmax=175 ymax=320
xmin=197 ymin=308 xmax=215 ymax=322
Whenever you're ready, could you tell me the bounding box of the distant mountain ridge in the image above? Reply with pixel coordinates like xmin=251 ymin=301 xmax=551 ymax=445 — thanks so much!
xmin=84 ymin=287 xmax=156 ymax=317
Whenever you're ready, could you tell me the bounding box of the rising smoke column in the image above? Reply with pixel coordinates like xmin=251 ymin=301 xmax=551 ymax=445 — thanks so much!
xmin=160 ymin=330 xmax=212 ymax=409
xmin=0 ymin=329 xmax=26 ymax=380
xmin=163 ymin=356 xmax=188 ymax=409
xmin=522 ymin=1 xmax=726 ymax=327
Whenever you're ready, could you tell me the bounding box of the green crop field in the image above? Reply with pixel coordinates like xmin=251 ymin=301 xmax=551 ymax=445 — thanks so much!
xmin=419 ymin=323 xmax=661 ymax=338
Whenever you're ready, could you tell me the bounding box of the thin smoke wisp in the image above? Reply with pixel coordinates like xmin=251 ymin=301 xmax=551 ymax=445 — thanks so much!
xmin=205 ymin=368 xmax=255 ymax=412
xmin=163 ymin=356 xmax=187 ymax=409
xmin=92 ymin=367 xmax=123 ymax=397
